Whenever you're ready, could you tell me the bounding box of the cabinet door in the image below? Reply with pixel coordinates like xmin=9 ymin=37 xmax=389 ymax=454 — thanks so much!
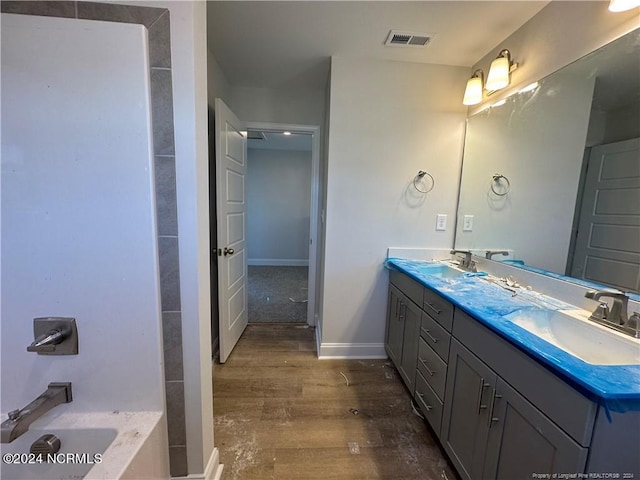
xmin=441 ymin=339 xmax=497 ymax=480
xmin=398 ymin=298 xmax=421 ymax=392
xmin=385 ymin=285 xmax=404 ymax=365
xmin=483 ymin=378 xmax=588 ymax=479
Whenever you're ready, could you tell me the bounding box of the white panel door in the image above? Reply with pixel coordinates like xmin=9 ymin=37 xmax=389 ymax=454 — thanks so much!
xmin=570 ymin=138 xmax=640 ymax=291
xmin=215 ymin=98 xmax=248 ymax=362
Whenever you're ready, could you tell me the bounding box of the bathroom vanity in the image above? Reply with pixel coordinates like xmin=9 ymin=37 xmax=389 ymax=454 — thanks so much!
xmin=385 ymin=258 xmax=640 ymax=479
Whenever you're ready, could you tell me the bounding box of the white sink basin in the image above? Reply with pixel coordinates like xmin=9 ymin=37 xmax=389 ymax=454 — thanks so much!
xmin=504 ymin=309 xmax=640 ymax=366
xmin=415 ymin=264 xmax=466 ymax=280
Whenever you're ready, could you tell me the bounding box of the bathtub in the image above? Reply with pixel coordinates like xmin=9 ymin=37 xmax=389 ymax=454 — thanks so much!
xmin=0 ymin=410 xmax=169 ymax=479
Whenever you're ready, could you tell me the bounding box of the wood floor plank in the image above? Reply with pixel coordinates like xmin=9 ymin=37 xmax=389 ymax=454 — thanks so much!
xmin=213 ymin=324 xmax=458 ymax=480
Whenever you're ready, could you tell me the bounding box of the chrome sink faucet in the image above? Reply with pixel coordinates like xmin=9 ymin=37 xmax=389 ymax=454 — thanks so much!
xmin=585 ymin=290 xmax=629 ymax=325
xmin=485 ymin=250 xmax=509 ymax=260
xmin=584 ymin=290 xmax=639 ymax=338
xmin=450 ymin=250 xmax=476 ymax=272
xmin=1 ymin=383 xmax=72 ymax=443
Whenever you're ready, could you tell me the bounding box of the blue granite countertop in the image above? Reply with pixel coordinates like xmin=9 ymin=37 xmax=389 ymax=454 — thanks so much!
xmin=386 ymin=258 xmax=640 ymax=413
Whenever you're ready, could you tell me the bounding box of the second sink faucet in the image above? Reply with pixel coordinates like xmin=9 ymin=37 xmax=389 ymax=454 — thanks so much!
xmin=585 ymin=289 xmax=629 ymax=325
xmin=450 ymin=250 xmax=476 ymax=272
xmin=486 ymin=250 xmax=509 ymax=260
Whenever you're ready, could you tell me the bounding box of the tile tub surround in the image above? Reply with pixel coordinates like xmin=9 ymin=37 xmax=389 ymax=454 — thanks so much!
xmin=0 ymin=2 xmax=186 ymax=475
xmin=385 ymin=258 xmax=640 ymax=411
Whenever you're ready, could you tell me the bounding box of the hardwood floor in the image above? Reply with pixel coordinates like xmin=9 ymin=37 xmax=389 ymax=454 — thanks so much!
xmin=213 ymin=324 xmax=458 ymax=480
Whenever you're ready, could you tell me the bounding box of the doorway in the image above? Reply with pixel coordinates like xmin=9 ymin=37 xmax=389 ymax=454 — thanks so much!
xmin=246 ymin=126 xmax=319 ymax=324
xmin=211 ymin=105 xmax=322 ymax=362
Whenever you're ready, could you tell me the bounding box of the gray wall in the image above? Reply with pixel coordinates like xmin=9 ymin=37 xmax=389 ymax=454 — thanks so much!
xmin=229 ymin=85 xmax=326 ymax=128
xmin=247 ymin=148 xmax=312 ymax=265
xmin=320 ymin=57 xmax=469 ymax=356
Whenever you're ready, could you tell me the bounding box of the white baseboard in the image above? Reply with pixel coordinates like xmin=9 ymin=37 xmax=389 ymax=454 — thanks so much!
xmin=318 ymin=342 xmax=387 ymax=359
xmin=205 ymin=448 xmax=223 ymax=480
xmin=315 ymin=322 xmax=322 ymax=356
xmin=171 ymin=448 xmax=222 ymax=480
xmin=248 ymin=258 xmax=309 ymax=267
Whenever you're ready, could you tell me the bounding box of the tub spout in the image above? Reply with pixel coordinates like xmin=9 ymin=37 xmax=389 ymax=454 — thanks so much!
xmin=1 ymin=382 xmax=72 ymax=443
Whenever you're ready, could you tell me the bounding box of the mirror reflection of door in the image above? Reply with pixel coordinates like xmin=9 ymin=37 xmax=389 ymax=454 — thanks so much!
xmin=570 ymin=138 xmax=640 ymax=292
xmin=246 ymin=131 xmax=313 ymax=323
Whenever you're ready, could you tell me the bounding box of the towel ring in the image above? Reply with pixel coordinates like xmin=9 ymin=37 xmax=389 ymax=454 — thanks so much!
xmin=490 ymin=174 xmax=511 ymax=196
xmin=413 ymin=170 xmax=435 ymax=194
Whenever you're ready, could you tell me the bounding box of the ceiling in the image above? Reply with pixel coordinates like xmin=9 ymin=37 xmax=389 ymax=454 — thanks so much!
xmin=207 ymin=1 xmax=549 ymax=90
xmin=247 ymin=131 xmax=313 ymax=151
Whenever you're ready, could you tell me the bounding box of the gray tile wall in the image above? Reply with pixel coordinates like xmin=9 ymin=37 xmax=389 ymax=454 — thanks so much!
xmin=0 ymin=2 xmax=188 ymax=476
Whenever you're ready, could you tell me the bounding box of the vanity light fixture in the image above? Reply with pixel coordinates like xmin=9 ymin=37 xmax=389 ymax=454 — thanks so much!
xmin=608 ymin=0 xmax=640 ymax=11
xmin=486 ymin=49 xmax=518 ymax=92
xmin=463 ymin=69 xmax=484 ymax=106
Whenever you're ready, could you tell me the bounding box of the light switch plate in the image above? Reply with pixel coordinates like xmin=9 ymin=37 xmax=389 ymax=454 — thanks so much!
xmin=436 ymin=214 xmax=447 ymax=231
xmin=463 ymin=215 xmax=474 ymax=232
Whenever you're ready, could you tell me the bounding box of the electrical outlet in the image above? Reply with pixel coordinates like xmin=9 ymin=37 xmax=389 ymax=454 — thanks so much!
xmin=436 ymin=214 xmax=447 ymax=231
xmin=463 ymin=215 xmax=474 ymax=232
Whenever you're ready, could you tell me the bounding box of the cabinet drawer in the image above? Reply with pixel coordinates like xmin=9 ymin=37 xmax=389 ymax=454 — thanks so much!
xmin=423 ymin=287 xmax=454 ymax=331
xmin=390 ymin=270 xmax=423 ymax=307
xmin=417 ymin=337 xmax=447 ymax=401
xmin=421 ymin=312 xmax=451 ymax=362
xmin=415 ymin=370 xmax=444 ymax=435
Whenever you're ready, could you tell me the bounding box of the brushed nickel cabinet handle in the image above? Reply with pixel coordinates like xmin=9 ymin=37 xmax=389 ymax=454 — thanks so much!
xmin=419 ymin=358 xmax=435 ymax=376
xmin=424 ymin=301 xmax=442 ymax=316
xmin=488 ymin=391 xmax=502 ymax=427
xmin=421 ymin=327 xmax=439 ymax=344
xmin=476 ymin=378 xmax=490 ymax=414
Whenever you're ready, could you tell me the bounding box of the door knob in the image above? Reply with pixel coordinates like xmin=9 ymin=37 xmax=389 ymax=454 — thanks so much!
xmin=223 ymin=247 xmax=235 ymax=256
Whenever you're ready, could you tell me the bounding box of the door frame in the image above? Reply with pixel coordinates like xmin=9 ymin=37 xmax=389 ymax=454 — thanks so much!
xmin=245 ymin=121 xmax=321 ymax=326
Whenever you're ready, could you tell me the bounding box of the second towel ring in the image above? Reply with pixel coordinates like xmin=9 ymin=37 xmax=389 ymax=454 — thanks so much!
xmin=490 ymin=174 xmax=511 ymax=196
xmin=413 ymin=170 xmax=435 ymax=194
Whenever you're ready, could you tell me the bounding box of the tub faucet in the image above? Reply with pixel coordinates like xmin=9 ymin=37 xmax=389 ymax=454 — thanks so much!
xmin=450 ymin=250 xmax=476 ymax=272
xmin=1 ymin=382 xmax=72 ymax=443
xmin=585 ymin=290 xmax=629 ymax=325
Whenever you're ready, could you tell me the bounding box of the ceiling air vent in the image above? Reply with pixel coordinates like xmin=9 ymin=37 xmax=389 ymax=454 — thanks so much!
xmin=384 ymin=30 xmax=433 ymax=48
xmin=246 ymin=130 xmax=266 ymax=140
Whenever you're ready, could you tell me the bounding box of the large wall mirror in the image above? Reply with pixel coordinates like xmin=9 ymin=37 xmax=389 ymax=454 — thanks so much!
xmin=455 ymin=28 xmax=639 ymax=293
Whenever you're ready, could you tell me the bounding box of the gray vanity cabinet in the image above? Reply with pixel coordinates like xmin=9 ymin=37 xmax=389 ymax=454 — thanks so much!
xmin=398 ymin=299 xmax=421 ymax=392
xmin=388 ymin=267 xmax=637 ymax=479
xmin=387 ymin=270 xmax=454 ymax=417
xmin=442 ymin=338 xmax=587 ymax=480
xmin=441 ymin=338 xmax=497 ymax=480
xmin=386 ymin=273 xmax=421 ymax=392
xmin=442 ymin=320 xmax=589 ymax=480
xmin=385 ymin=285 xmax=404 ymax=366
xmin=483 ymin=377 xmax=588 ymax=479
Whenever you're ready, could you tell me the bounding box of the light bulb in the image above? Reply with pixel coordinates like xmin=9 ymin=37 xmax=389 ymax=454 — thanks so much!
xmin=463 ymin=76 xmax=483 ymax=106
xmin=486 ymin=56 xmax=510 ymax=91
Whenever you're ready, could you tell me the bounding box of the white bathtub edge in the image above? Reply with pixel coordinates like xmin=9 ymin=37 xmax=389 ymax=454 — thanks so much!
xmin=33 ymin=410 xmax=167 ymax=480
